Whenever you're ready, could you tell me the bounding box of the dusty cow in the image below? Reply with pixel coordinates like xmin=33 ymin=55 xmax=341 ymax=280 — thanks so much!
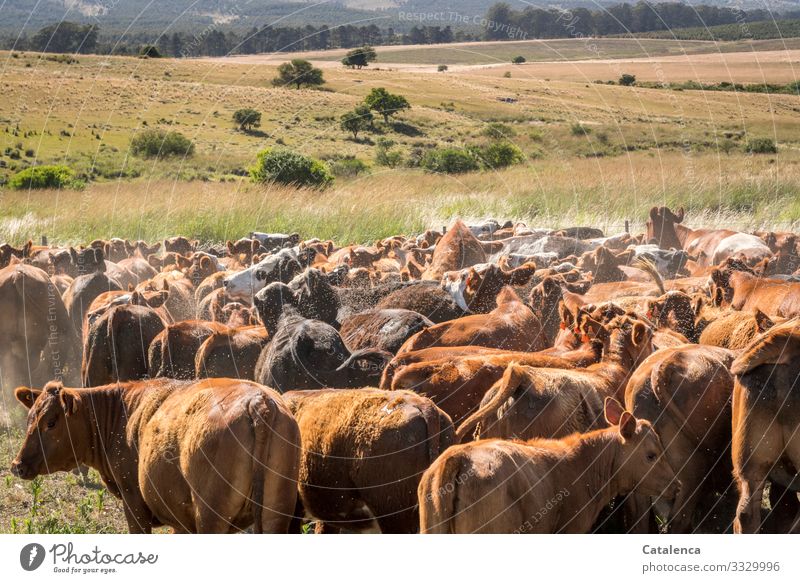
xmin=12 ymin=379 xmax=300 ymax=533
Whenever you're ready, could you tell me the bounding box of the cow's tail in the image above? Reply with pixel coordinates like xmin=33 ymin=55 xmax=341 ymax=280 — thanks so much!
xmin=455 ymin=363 xmax=525 ymax=443
xmin=633 ymin=255 xmax=665 ymax=295
xmin=419 ymin=453 xmax=462 ymax=534
xmin=248 ymin=392 xmax=300 ymax=534
xmin=415 ymin=397 xmax=454 ymax=464
xmin=650 ymin=357 xmax=701 ymax=445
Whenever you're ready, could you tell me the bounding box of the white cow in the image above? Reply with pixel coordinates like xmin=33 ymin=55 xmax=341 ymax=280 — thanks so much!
xmin=223 ymin=247 xmax=301 ymax=302
xmin=711 ymin=233 xmax=772 ymax=266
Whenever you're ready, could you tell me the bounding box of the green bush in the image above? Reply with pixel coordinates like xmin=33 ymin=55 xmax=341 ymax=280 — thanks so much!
xmin=744 ymin=137 xmax=777 ymax=154
xmin=250 ymin=148 xmax=333 ymax=188
xmin=375 ymin=138 xmax=404 ymax=168
xmin=421 ymin=147 xmax=479 ymax=174
xmin=619 ymin=73 xmax=636 ymax=86
xmin=130 ymin=129 xmax=194 ymax=158
xmin=8 ymin=164 xmax=81 ymax=190
xmin=329 ymin=156 xmax=369 ymax=178
xmin=512 ymin=56 xmax=526 ymax=64
xmin=570 ymin=123 xmax=591 ymax=136
xmin=479 ymin=141 xmax=525 ymax=169
xmin=482 ymin=122 xmax=517 ymax=140
xmin=233 ymin=108 xmax=262 ymax=131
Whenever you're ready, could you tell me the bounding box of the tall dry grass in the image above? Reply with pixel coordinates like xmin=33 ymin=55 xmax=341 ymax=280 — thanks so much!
xmin=1 ymin=150 xmax=798 ymax=245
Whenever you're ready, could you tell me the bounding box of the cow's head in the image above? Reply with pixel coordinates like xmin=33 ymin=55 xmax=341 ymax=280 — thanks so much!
xmin=337 ymin=348 xmax=393 ymax=387
xmin=604 ymin=397 xmax=679 ymax=499
xmin=646 ymin=206 xmax=685 ymax=251
xmin=223 ymin=249 xmax=303 ymax=302
xmin=11 ymin=382 xmax=85 ymax=480
xmin=645 ymin=290 xmax=697 ymax=341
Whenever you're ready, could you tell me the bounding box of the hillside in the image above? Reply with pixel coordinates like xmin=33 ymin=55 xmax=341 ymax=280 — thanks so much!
xmin=627 ymin=18 xmax=800 ymax=41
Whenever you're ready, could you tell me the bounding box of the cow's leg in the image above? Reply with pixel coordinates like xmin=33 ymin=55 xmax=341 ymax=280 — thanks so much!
xmin=734 ymin=473 xmax=767 ymax=534
xmin=288 ymin=498 xmax=307 ymax=534
xmin=375 ymin=509 xmax=418 ymax=534
xmin=314 ymin=522 xmax=341 ymax=534
xmin=121 ymin=494 xmax=153 ymax=534
xmin=763 ymin=483 xmax=799 ymax=533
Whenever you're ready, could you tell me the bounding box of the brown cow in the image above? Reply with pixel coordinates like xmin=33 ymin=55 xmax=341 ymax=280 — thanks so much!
xmin=646 ymin=206 xmax=735 ymax=269
xmin=455 ymin=315 xmax=653 ymax=443
xmin=418 ymin=398 xmax=678 ymax=533
xmin=397 ymin=287 xmax=546 ymax=354
xmin=624 ymin=345 xmax=736 ymax=533
xmin=376 ymin=282 xmax=465 ymax=324
xmin=713 ymin=268 xmax=800 ymax=318
xmin=62 ymin=271 xmax=123 ymax=335
xmin=148 ymin=320 xmax=229 ymax=379
xmin=0 ymin=263 xmax=81 ymax=387
xmin=421 ymin=220 xmax=486 ymax=281
xmin=82 ymin=302 xmax=167 ymax=387
xmin=195 ymin=326 xmax=270 ymax=379
xmin=12 ymin=378 xmax=300 ymax=533
xmin=699 ymin=309 xmax=778 ymax=350
xmin=340 ymin=309 xmax=432 ymax=354
xmin=384 ymin=341 xmax=600 ymax=425
xmin=283 ymin=388 xmax=454 ymax=533
xmin=731 ymin=320 xmax=800 ymax=533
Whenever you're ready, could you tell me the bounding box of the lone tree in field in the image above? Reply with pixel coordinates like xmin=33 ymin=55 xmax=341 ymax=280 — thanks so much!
xmin=233 ymin=108 xmax=262 ymax=132
xmin=619 ymin=73 xmax=636 ymax=86
xmin=512 ymin=56 xmax=526 ymax=64
xmin=364 ymin=88 xmax=410 ymax=124
xmin=340 ymin=105 xmax=373 ymax=140
xmin=139 ymin=45 xmax=162 ymax=58
xmin=342 ymin=45 xmax=377 ymax=69
xmin=272 ymin=59 xmax=324 ymax=89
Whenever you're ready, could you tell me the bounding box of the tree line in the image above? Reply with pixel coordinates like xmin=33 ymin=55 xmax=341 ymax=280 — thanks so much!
xmin=483 ymin=1 xmax=800 ymax=39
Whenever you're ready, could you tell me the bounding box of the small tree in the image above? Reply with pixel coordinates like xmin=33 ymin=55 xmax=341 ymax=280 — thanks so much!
xmin=250 ymin=148 xmax=333 ymax=188
xmin=421 ymin=147 xmax=479 ymax=174
xmin=512 ymin=56 xmax=526 ymax=64
xmin=438 ymin=64 xmax=449 ymax=72
xmin=619 ymin=73 xmax=636 ymax=86
xmin=479 ymin=142 xmax=525 ymax=169
xmin=340 ymin=105 xmax=373 ymax=140
xmin=744 ymin=137 xmax=777 ymax=154
xmin=139 ymin=45 xmax=161 ymax=58
xmin=130 ymin=129 xmax=194 ymax=158
xmin=272 ymin=59 xmax=325 ymax=89
xmin=233 ymin=108 xmax=262 ymax=132
xmin=341 ymin=46 xmax=377 ymax=69
xmin=364 ymin=88 xmax=410 ymax=124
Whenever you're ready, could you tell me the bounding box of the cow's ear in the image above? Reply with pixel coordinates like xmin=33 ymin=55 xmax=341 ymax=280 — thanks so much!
xmin=59 ymin=389 xmax=81 ymax=416
xmin=604 ymin=397 xmax=625 ymax=426
xmin=619 ymin=411 xmax=636 ymax=440
xmin=649 ymin=207 xmax=659 ymax=221
xmin=226 ymin=241 xmax=235 ymax=254
xmin=754 ymin=309 xmax=775 ymax=333
xmin=200 ymin=256 xmax=211 ymax=270
xmin=15 ymin=387 xmax=42 ymax=409
xmin=632 ymin=322 xmax=649 ymax=346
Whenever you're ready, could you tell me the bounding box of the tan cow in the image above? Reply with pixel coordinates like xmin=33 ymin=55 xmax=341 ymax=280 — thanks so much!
xmin=421 ymin=220 xmax=486 ymax=281
xmin=11 ymin=378 xmax=300 ymax=533
xmin=419 ymin=398 xmax=678 ymax=533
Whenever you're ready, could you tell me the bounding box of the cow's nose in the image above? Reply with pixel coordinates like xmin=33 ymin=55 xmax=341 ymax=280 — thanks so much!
xmin=222 ymin=279 xmax=229 ymax=287
xmin=10 ymin=460 xmax=24 ymax=478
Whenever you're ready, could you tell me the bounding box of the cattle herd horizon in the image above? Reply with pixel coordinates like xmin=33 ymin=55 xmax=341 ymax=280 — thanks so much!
xmin=2 ymin=205 xmax=800 ymax=534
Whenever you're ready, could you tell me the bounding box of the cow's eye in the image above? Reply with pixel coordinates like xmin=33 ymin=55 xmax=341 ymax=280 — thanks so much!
xmin=255 ymin=271 xmax=266 ymax=281
xmin=46 ymin=419 xmax=56 ymax=429
xmin=646 ymin=452 xmax=657 ymax=463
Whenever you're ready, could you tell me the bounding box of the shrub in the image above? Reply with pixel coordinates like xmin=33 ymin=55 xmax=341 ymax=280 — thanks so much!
xmin=570 ymin=123 xmax=591 ymax=136
xmin=328 ymin=156 xmax=369 ymax=178
xmin=438 ymin=64 xmax=449 ymax=72
xmin=340 ymin=105 xmax=373 ymax=140
xmin=375 ymin=138 xmax=404 ymax=168
xmin=619 ymin=73 xmax=636 ymax=86
xmin=744 ymin=137 xmax=777 ymax=154
xmin=249 ymin=148 xmax=333 ymax=188
xmin=233 ymin=108 xmax=262 ymax=131
xmin=482 ymin=122 xmax=516 ymax=140
xmin=512 ymin=56 xmax=526 ymax=64
xmin=479 ymin=141 xmax=525 ymax=169
xmin=272 ymin=60 xmax=324 ymax=89
xmin=364 ymin=88 xmax=411 ymax=123
xmin=8 ymin=164 xmax=80 ymax=190
xmin=341 ymin=46 xmax=377 ymax=69
xmin=139 ymin=45 xmax=161 ymax=58
xmin=421 ymin=147 xmax=479 ymax=174
xmin=503 ymin=71 xmax=512 ymax=78
xmin=130 ymin=129 xmax=194 ymax=158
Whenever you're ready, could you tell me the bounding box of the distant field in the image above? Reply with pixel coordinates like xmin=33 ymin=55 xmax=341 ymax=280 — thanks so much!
xmin=2 ymin=39 xmax=800 ymax=245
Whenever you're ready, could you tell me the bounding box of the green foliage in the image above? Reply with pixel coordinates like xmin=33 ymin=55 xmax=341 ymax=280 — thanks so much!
xmin=478 ymin=141 xmax=525 ymax=169
xmin=375 ymin=138 xmax=404 ymax=168
xmin=130 ymin=129 xmax=194 ymax=158
xmin=571 ymin=123 xmax=592 ymax=136
xmin=421 ymin=147 xmax=479 ymax=174
xmin=340 ymin=105 xmax=373 ymax=140
xmin=250 ymin=148 xmax=333 ymax=188
xmin=482 ymin=122 xmax=517 ymax=140
xmin=744 ymin=137 xmax=777 ymax=154
xmin=619 ymin=73 xmax=636 ymax=86
xmin=364 ymin=88 xmax=411 ymax=124
xmin=8 ymin=164 xmax=81 ymax=190
xmin=342 ymin=45 xmax=377 ymax=69
xmin=272 ymin=59 xmax=325 ymax=89
xmin=512 ymin=56 xmax=526 ymax=64
xmin=233 ymin=108 xmax=262 ymax=131
xmin=328 ymin=156 xmax=369 ymax=178
xmin=139 ymin=45 xmax=161 ymax=58
xmin=29 ymin=22 xmax=98 ymax=53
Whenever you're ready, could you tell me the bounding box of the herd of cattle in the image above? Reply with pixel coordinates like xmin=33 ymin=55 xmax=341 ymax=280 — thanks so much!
xmin=3 ymin=205 xmax=800 ymax=534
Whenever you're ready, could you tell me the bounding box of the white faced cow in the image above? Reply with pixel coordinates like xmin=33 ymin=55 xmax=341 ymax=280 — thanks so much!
xmin=223 ymin=247 xmax=305 ymax=302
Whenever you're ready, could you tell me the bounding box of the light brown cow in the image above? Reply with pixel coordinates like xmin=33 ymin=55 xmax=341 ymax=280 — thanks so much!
xmin=731 ymin=320 xmax=800 ymax=533
xmin=195 ymin=325 xmax=270 ymax=379
xmin=418 ymin=398 xmax=678 ymax=533
xmin=148 ymin=320 xmax=229 ymax=379
xmin=12 ymin=379 xmax=300 ymax=533
xmin=283 ymin=388 xmax=454 ymax=533
xmin=397 ymin=287 xmax=546 ymax=354
xmin=421 ymin=220 xmax=486 ymax=281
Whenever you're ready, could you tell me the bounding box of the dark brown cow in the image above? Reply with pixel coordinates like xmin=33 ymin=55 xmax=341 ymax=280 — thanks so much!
xmin=12 ymin=378 xmax=300 ymax=533
xmin=376 ymin=282 xmax=465 ymax=324
xmin=148 ymin=320 xmax=229 ymax=379
xmin=195 ymin=326 xmax=269 ymax=380
xmin=340 ymin=309 xmax=433 ymax=354
xmin=283 ymin=388 xmax=454 ymax=533
xmin=62 ymin=271 xmax=123 ymax=335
